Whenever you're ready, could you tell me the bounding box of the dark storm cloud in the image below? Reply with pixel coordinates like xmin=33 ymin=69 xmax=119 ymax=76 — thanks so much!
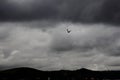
xmin=0 ymin=0 xmax=102 ymax=21
xmin=1 ymin=0 xmax=120 ymax=24
xmin=57 ymin=0 xmax=105 ymax=22
xmin=0 ymin=0 xmax=59 ymax=21
xmin=58 ymin=0 xmax=120 ymax=24
xmin=96 ymin=0 xmax=120 ymax=24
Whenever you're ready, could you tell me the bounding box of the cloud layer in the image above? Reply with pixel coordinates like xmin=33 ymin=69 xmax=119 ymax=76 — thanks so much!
xmin=0 ymin=0 xmax=120 ymax=71
xmin=0 ymin=22 xmax=119 ymax=71
xmin=0 ymin=0 xmax=120 ymax=24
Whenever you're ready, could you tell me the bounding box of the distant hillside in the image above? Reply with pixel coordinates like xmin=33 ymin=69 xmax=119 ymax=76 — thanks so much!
xmin=0 ymin=67 xmax=120 ymax=80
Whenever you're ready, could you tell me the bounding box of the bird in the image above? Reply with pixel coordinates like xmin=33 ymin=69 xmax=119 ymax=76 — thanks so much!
xmin=67 ymin=29 xmax=71 ymax=33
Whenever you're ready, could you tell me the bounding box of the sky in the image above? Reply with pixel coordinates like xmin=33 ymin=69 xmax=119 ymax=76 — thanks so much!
xmin=0 ymin=0 xmax=120 ymax=71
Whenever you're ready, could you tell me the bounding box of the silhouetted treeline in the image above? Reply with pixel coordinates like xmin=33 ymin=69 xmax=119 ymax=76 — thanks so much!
xmin=0 ymin=67 xmax=120 ymax=80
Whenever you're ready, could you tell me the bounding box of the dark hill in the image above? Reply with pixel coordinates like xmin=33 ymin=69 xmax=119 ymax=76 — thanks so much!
xmin=0 ymin=67 xmax=120 ymax=80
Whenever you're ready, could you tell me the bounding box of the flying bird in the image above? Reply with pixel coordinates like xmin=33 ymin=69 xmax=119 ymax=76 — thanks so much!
xmin=67 ymin=29 xmax=71 ymax=33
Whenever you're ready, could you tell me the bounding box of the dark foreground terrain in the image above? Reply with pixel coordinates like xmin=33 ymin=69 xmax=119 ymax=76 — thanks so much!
xmin=0 ymin=67 xmax=120 ymax=80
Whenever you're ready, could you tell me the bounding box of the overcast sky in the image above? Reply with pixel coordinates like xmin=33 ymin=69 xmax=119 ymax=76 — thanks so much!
xmin=0 ymin=0 xmax=120 ymax=71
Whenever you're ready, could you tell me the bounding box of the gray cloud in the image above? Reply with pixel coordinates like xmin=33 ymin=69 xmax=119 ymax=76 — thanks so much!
xmin=0 ymin=22 xmax=119 ymax=70
xmin=50 ymin=24 xmax=120 ymax=54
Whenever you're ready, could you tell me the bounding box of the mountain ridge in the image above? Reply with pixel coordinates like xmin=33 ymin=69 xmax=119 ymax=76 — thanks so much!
xmin=0 ymin=67 xmax=120 ymax=80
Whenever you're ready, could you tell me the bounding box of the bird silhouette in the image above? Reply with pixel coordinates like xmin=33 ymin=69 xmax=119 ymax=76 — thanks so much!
xmin=67 ymin=29 xmax=71 ymax=33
